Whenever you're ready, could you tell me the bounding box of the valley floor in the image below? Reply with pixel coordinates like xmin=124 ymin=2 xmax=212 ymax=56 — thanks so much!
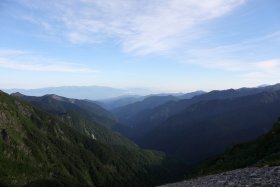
xmin=159 ymin=166 xmax=280 ymax=187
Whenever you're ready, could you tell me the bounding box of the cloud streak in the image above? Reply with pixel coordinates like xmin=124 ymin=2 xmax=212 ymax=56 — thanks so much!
xmin=10 ymin=0 xmax=280 ymax=83
xmin=18 ymin=0 xmax=246 ymax=55
xmin=0 ymin=49 xmax=97 ymax=73
xmin=184 ymin=31 xmax=280 ymax=81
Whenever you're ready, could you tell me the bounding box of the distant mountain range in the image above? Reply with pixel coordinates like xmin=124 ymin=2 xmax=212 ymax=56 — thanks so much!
xmin=97 ymin=95 xmax=148 ymax=110
xmin=111 ymin=83 xmax=280 ymax=165
xmin=3 ymin=86 xmax=206 ymax=101
xmin=3 ymin=86 xmax=156 ymax=100
xmin=110 ymin=91 xmax=205 ymax=136
xmin=98 ymin=91 xmax=205 ymax=110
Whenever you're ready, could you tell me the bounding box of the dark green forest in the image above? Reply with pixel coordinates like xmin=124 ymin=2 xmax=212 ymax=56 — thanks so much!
xmin=190 ymin=118 xmax=280 ymax=178
xmin=0 ymin=91 xmax=184 ymax=187
xmin=1 ymin=84 xmax=280 ymax=186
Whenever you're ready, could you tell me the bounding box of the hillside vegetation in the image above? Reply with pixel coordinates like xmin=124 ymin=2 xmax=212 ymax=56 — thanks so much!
xmin=113 ymin=84 xmax=280 ymax=143
xmin=139 ymin=89 xmax=280 ymax=164
xmin=0 ymin=91 xmax=185 ymax=187
xmin=12 ymin=93 xmax=137 ymax=149
xmin=191 ymin=118 xmax=280 ymax=177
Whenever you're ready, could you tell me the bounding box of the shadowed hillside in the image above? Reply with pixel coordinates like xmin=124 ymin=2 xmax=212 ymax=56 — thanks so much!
xmin=191 ymin=118 xmax=280 ymax=177
xmin=139 ymin=90 xmax=280 ymax=165
xmin=0 ymin=91 xmax=186 ymax=187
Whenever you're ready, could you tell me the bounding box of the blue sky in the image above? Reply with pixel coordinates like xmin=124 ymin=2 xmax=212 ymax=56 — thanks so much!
xmin=0 ymin=0 xmax=280 ymax=92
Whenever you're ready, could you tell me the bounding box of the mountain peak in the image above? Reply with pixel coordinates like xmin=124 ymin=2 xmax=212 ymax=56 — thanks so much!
xmin=257 ymin=84 xmax=270 ymax=88
xmin=10 ymin=92 xmax=25 ymax=97
xmin=48 ymin=94 xmax=64 ymax=101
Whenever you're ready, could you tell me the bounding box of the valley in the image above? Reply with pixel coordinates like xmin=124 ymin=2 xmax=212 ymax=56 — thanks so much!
xmin=1 ymin=83 xmax=280 ymax=186
xmin=2 ymin=1 xmax=279 ymax=186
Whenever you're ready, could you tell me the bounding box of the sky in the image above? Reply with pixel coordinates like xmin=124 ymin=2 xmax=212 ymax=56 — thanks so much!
xmin=0 ymin=0 xmax=280 ymax=92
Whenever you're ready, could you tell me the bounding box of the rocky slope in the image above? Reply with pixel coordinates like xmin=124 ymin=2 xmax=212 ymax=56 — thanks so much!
xmin=159 ymin=166 xmax=280 ymax=187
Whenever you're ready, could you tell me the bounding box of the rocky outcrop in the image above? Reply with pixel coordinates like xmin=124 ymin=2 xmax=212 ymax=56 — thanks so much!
xmin=159 ymin=166 xmax=280 ymax=187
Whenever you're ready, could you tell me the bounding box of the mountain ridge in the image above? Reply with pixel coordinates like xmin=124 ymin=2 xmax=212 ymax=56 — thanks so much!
xmin=10 ymin=93 xmax=139 ymax=149
xmin=4 ymin=86 xmax=155 ymax=100
xmin=0 ymin=90 xmax=186 ymax=186
xmin=139 ymin=90 xmax=280 ymax=164
xmin=113 ymin=83 xmax=280 ymax=142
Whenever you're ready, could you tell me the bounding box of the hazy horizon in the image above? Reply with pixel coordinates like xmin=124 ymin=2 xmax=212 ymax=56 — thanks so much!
xmin=1 ymin=82 xmax=275 ymax=94
xmin=2 ymin=82 xmax=277 ymax=101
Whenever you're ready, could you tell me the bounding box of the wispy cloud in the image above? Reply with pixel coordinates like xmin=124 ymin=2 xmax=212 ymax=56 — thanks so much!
xmin=242 ymin=59 xmax=280 ymax=80
xmin=0 ymin=49 xmax=97 ymax=73
xmin=10 ymin=0 xmax=280 ymax=84
xmin=0 ymin=49 xmax=30 ymax=56
xmin=184 ymin=31 xmax=280 ymax=81
xmin=18 ymin=0 xmax=246 ymax=55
